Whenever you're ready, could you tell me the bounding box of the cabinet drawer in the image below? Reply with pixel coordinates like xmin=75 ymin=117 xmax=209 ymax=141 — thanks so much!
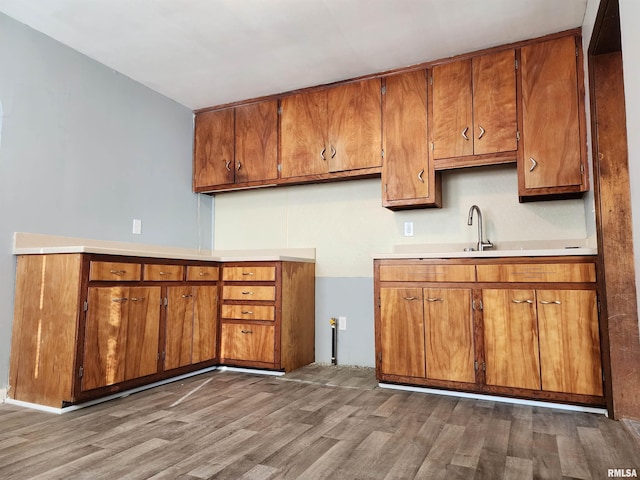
xmin=223 ymin=266 xmax=276 ymax=282
xmin=220 ymin=323 xmax=275 ymax=363
xmin=89 ymin=261 xmax=141 ymax=281
xmin=143 ymin=264 xmax=185 ymax=281
xmin=476 ymin=263 xmax=596 ymax=283
xmin=223 ymin=285 xmax=276 ymax=301
xmin=221 ymin=305 xmax=275 ymax=321
xmin=186 ymin=265 xmax=219 ymax=281
xmin=379 ymin=264 xmax=476 ymax=282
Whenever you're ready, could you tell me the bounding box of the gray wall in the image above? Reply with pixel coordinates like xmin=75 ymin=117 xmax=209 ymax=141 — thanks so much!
xmin=0 ymin=13 xmax=212 ymax=391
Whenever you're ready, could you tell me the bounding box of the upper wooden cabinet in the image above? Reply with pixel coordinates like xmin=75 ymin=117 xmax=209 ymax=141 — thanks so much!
xmin=193 ymin=100 xmax=278 ymax=192
xmin=430 ymin=49 xmax=517 ymax=169
xmin=382 ymin=70 xmax=441 ymax=209
xmin=280 ymin=78 xmax=382 ymax=178
xmin=519 ymin=35 xmax=588 ymax=199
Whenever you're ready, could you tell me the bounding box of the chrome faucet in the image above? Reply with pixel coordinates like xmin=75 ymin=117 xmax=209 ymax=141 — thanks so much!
xmin=467 ymin=205 xmax=493 ymax=251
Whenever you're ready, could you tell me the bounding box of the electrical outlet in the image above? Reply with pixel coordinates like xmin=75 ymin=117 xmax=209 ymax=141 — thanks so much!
xmin=404 ymin=221 xmax=414 ymax=237
xmin=338 ymin=316 xmax=347 ymax=330
xmin=132 ymin=219 xmax=142 ymax=235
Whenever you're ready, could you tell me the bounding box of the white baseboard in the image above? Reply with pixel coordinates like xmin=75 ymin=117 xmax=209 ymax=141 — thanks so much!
xmin=0 ymin=388 xmax=6 ymax=403
xmin=378 ymin=383 xmax=608 ymax=416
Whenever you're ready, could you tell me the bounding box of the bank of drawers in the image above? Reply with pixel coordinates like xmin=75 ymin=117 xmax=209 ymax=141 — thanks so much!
xmin=88 ymin=260 xmax=219 ymax=282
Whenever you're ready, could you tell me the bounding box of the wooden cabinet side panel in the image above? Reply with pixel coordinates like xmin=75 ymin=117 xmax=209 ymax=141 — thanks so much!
xmin=473 ymin=49 xmax=517 ymax=155
xmin=9 ymin=254 xmax=82 ymax=407
xmin=483 ymin=289 xmax=542 ymax=390
xmin=431 ymin=60 xmax=474 ymax=159
xmin=382 ymin=71 xmax=430 ymax=202
xmin=194 ymin=109 xmax=235 ymax=189
xmin=280 ymin=262 xmax=315 ymax=372
xmin=328 ymin=78 xmax=382 ymax=172
xmin=221 ymin=323 xmax=275 ymax=364
xmin=235 ymin=100 xmax=278 ymax=183
xmin=83 ymin=287 xmax=129 ymax=391
xmin=537 ymin=289 xmax=603 ymax=396
xmin=165 ymin=287 xmax=194 ymax=370
xmin=192 ymin=286 xmax=218 ymax=364
xmin=379 ymin=288 xmax=426 ymax=378
xmin=280 ymin=90 xmax=327 ymax=178
xmin=424 ymin=288 xmax=475 ymax=383
xmin=521 ymin=35 xmax=582 ymax=189
xmin=124 ymin=287 xmax=161 ymax=380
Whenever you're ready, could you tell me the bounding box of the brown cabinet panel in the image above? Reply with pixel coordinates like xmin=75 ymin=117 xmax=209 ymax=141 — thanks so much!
xmin=223 ymin=266 xmax=276 ymax=282
xmin=476 ymin=263 xmax=595 ymax=283
xmin=521 ymin=35 xmax=583 ymax=190
xmin=221 ymin=323 xmax=275 ymax=364
xmin=194 ymin=109 xmax=235 ymax=188
xmin=482 ymin=289 xmax=542 ymax=390
xmin=221 ymin=304 xmax=275 ymax=321
xmin=223 ymin=285 xmax=276 ymax=301
xmin=165 ymin=286 xmax=194 ymax=369
xmin=235 ymin=100 xmax=278 ymax=183
xmin=379 ymin=264 xmax=476 ymax=282
xmin=89 ymin=261 xmax=141 ymax=281
xmin=124 ymin=287 xmax=161 ymax=380
xmin=144 ymin=264 xmax=184 ymax=282
xmin=186 ymin=265 xmax=219 ymax=281
xmin=424 ymin=288 xmax=475 ymax=383
xmin=537 ymin=290 xmax=602 ymax=396
xmin=192 ymin=286 xmax=218 ymax=364
xmin=379 ymin=288 xmax=426 ymax=378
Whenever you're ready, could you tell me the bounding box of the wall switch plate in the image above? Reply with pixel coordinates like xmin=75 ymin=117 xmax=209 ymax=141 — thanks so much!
xmin=132 ymin=219 xmax=142 ymax=235
xmin=404 ymin=222 xmax=414 ymax=237
xmin=338 ymin=316 xmax=347 ymax=330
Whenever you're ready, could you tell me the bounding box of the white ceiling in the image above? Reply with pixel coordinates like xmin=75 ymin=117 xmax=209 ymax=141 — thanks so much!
xmin=0 ymin=0 xmax=589 ymax=110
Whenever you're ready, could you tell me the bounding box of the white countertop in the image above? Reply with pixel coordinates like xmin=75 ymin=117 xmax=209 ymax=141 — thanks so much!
xmin=373 ymin=239 xmax=597 ymax=260
xmin=13 ymin=233 xmax=315 ymax=263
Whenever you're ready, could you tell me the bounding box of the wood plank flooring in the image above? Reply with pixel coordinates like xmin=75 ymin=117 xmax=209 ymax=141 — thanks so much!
xmin=1 ymin=365 xmax=639 ymax=479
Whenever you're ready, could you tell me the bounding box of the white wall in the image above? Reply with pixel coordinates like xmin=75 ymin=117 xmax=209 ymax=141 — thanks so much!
xmin=0 ymin=13 xmax=213 ymax=390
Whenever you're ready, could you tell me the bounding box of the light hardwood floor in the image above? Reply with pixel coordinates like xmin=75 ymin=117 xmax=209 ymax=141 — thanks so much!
xmin=1 ymin=365 xmax=639 ymax=479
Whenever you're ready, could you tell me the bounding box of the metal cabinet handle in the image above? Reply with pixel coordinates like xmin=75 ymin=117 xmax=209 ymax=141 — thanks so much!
xmin=198 ymin=271 xmax=209 ymax=276
xmin=330 ymin=145 xmax=336 ymax=159
xmin=426 ymin=298 xmax=444 ymax=302
xmin=540 ymin=300 xmax=562 ymax=305
xmin=529 ymin=157 xmax=538 ymax=172
xmin=225 ymin=160 xmax=232 ymax=172
xmin=320 ymin=147 xmax=326 ymax=160
xmin=236 ymin=161 xmax=241 ymax=171
xmin=241 ymin=330 xmax=253 ymax=334
xmin=242 ymin=272 xmax=254 ymax=276
xmin=130 ymin=297 xmax=145 ymax=302
xmin=111 ymin=297 xmax=128 ymax=302
xmin=478 ymin=125 xmax=486 ymax=139
xmin=159 ymin=271 xmax=171 ymax=276
xmin=462 ymin=127 xmax=469 ymax=141
xmin=417 ymin=169 xmax=424 ymax=183
xmin=404 ymin=296 xmax=418 ymax=301
xmin=181 ymin=294 xmax=193 ymax=298
xmin=512 ymin=299 xmax=534 ymax=304
xmin=110 ymin=269 xmax=126 ymax=276
xmin=242 ymin=291 xmax=254 ymax=295
xmin=241 ymin=311 xmax=254 ymax=315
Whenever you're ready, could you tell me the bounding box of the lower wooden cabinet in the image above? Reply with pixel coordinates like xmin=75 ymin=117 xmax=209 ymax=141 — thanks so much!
xmin=375 ymin=256 xmax=604 ymax=406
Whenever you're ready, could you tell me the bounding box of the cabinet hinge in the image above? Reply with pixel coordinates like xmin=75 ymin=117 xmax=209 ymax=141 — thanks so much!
xmin=474 ymin=360 xmax=478 ymax=371
xmin=381 ymin=149 xmax=385 ymax=158
xmin=516 ymin=131 xmax=520 ymax=142
xmin=515 ymin=58 xmax=519 ymax=70
xmin=580 ymin=163 xmax=585 ymax=175
xmin=429 ymin=76 xmax=433 ymax=86
xmin=278 ymin=106 xmax=282 ymax=115
xmin=378 ymin=297 xmax=381 ymax=308
xmin=430 ymin=142 xmax=434 ymax=151
xmin=277 ymin=164 xmax=282 ymax=172
xmin=162 ymin=351 xmax=166 ymax=361
xmin=384 ymin=184 xmax=387 ymax=193
xmin=576 ymin=46 xmax=579 ymax=57
xmin=83 ymin=300 xmax=88 ymax=312
xmin=377 ymin=352 xmax=382 ymax=363
xmin=597 ymin=300 xmax=601 ymax=315
xmin=482 ymin=362 xmax=486 ymax=372
xmin=78 ymin=366 xmax=84 ymax=378
xmin=381 ymin=85 xmax=386 ymax=95
xmin=164 ymin=297 xmax=168 ymax=306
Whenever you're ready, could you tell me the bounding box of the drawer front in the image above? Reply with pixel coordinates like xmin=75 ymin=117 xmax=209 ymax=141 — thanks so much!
xmin=220 ymin=323 xmax=275 ymax=363
xmin=221 ymin=305 xmax=275 ymax=321
xmin=379 ymin=264 xmax=476 ymax=282
xmin=223 ymin=285 xmax=276 ymax=301
xmin=186 ymin=265 xmax=219 ymax=281
xmin=143 ymin=264 xmax=185 ymax=281
xmin=89 ymin=261 xmax=141 ymax=281
xmin=223 ymin=266 xmax=276 ymax=282
xmin=476 ymin=263 xmax=596 ymax=283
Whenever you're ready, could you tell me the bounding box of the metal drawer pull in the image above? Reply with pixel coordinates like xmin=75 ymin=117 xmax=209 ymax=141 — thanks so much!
xmin=462 ymin=127 xmax=469 ymax=141
xmin=111 ymin=297 xmax=128 ymax=302
xmin=241 ymin=330 xmax=253 ymax=334
xmin=540 ymin=300 xmax=562 ymax=305
xmin=242 ymin=291 xmax=254 ymax=295
xmin=478 ymin=125 xmax=486 ymax=139
xmin=225 ymin=160 xmax=232 ymax=172
xmin=130 ymin=297 xmax=145 ymax=302
xmin=159 ymin=271 xmax=171 ymax=276
xmin=529 ymin=157 xmax=538 ymax=172
xmin=330 ymin=145 xmax=336 ymax=158
xmin=320 ymin=147 xmax=326 ymax=160
xmin=241 ymin=311 xmax=254 ymax=315
xmin=181 ymin=294 xmax=193 ymax=298
xmin=417 ymin=169 xmax=424 ymax=183
xmin=110 ymin=269 xmax=126 ymax=275
xmin=198 ymin=272 xmax=209 ymax=276
xmin=404 ymin=296 xmax=418 ymax=301
xmin=426 ymin=297 xmax=444 ymax=302
xmin=242 ymin=272 xmax=254 ymax=276
xmin=512 ymin=299 xmax=533 ymax=304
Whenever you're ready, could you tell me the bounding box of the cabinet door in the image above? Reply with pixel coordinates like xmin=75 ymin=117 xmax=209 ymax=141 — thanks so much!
xmin=328 ymin=78 xmax=382 ymax=172
xmin=235 ymin=100 xmax=278 ymax=183
xmin=431 ymin=60 xmax=473 ymax=159
xmin=382 ymin=70 xmax=431 ymax=204
xmin=124 ymin=287 xmax=161 ymax=380
xmin=473 ymin=49 xmax=517 ymax=155
xmin=83 ymin=287 xmax=130 ymax=391
xmin=483 ymin=289 xmax=541 ymax=390
xmin=521 ymin=35 xmax=583 ymax=190
xmin=193 ymin=109 xmax=235 ymax=189
xmin=192 ymin=286 xmax=218 ymax=364
xmin=165 ymin=286 xmax=194 ymax=369
xmin=280 ymin=90 xmax=327 ymax=178
xmin=424 ymin=288 xmax=475 ymax=383
xmin=379 ymin=288 xmax=425 ymax=378
xmin=537 ymin=290 xmax=602 ymax=396
xmin=221 ymin=323 xmax=275 ymax=363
